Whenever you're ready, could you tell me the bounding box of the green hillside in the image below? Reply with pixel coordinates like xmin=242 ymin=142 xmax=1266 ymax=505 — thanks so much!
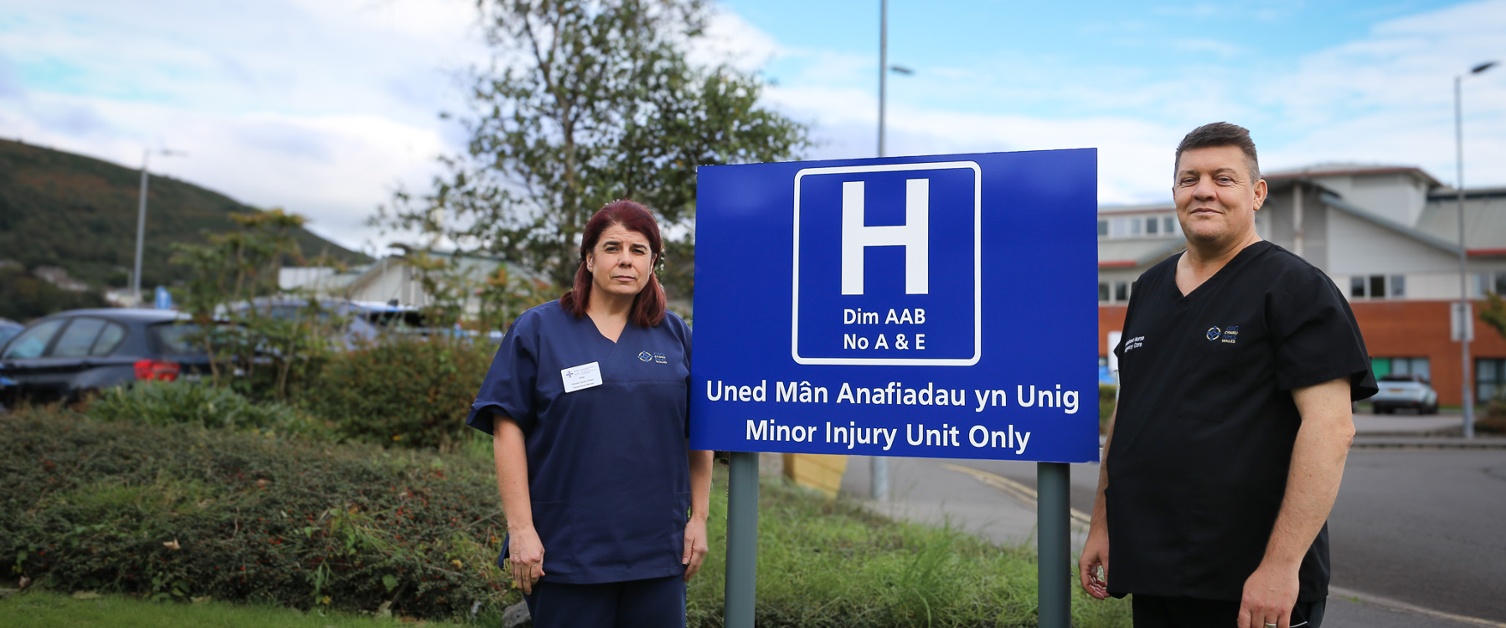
xmin=0 ymin=138 xmax=370 ymax=296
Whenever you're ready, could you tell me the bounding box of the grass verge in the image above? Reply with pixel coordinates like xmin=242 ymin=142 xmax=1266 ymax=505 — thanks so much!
xmin=0 ymin=590 xmax=464 ymax=627
xmin=687 ymin=472 xmax=1132 ymax=627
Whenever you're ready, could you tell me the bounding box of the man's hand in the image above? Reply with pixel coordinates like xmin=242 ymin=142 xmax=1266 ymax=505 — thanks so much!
xmin=1238 ymin=561 xmax=1299 ymax=628
xmin=682 ymin=517 xmax=709 ymax=581
xmin=506 ymin=526 xmax=546 ymax=595
xmin=1077 ymin=524 xmax=1110 ymax=599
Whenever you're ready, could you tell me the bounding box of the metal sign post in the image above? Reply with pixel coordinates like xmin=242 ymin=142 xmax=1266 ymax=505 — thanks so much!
xmin=1037 ymin=462 xmax=1071 ymax=628
xmin=723 ymin=452 xmax=759 ymax=628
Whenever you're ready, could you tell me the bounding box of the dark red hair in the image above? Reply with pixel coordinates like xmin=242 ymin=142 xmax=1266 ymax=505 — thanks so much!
xmin=559 ymin=199 xmax=668 ymax=327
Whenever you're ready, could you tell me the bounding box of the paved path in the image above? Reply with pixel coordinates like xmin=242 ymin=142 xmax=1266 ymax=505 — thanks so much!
xmin=822 ymin=413 xmax=1506 ymax=628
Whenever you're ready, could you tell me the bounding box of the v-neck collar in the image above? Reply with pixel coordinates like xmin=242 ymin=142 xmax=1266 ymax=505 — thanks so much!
xmin=1174 ymin=240 xmax=1270 ymax=300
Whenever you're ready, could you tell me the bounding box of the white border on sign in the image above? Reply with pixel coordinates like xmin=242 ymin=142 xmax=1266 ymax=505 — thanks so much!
xmin=790 ymin=161 xmax=983 ymax=366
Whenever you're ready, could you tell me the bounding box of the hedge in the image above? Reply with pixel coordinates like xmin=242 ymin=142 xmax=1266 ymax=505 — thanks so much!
xmin=1 ymin=408 xmax=511 ymax=621
xmin=301 ymin=337 xmax=496 ymax=451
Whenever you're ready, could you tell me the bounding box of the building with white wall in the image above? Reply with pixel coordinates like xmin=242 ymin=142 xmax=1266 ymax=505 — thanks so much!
xmin=1098 ymin=164 xmax=1506 ymax=406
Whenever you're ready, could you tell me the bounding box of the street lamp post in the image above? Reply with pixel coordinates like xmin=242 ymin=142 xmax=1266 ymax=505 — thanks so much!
xmin=1455 ymin=61 xmax=1496 ymax=440
xmin=132 ymin=148 xmax=185 ymax=304
xmin=873 ymin=0 xmax=912 ymax=501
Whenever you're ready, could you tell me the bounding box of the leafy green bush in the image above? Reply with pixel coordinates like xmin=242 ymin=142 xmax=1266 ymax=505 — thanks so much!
xmin=302 ymin=337 xmax=495 ymax=451
xmin=1098 ymin=384 xmax=1117 ymax=433
xmin=86 ymin=381 xmax=326 ymax=438
xmin=2 ymin=409 xmax=511 ymax=621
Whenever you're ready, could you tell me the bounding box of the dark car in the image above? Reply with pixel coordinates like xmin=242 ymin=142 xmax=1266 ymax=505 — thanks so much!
xmin=0 ymin=308 xmax=220 ymax=408
xmin=1370 ymin=373 xmax=1439 ymax=415
xmin=0 ymin=318 xmax=22 ymax=347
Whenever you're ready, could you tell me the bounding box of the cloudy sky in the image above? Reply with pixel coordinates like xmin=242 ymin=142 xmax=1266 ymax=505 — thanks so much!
xmin=2 ymin=0 xmax=1504 ymax=253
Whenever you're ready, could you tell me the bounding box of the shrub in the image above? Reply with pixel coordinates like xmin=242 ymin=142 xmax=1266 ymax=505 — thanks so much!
xmin=303 ymin=337 xmax=495 ymax=451
xmin=1098 ymin=384 xmax=1117 ymax=433
xmin=2 ymin=409 xmax=511 ymax=621
xmin=86 ymin=381 xmax=327 ymax=439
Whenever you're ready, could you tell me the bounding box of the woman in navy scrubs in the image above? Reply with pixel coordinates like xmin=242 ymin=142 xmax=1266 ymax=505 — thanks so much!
xmin=467 ymin=200 xmax=713 ymax=628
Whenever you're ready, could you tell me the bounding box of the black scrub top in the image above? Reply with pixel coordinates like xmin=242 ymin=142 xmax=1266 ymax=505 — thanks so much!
xmin=1107 ymin=241 xmax=1377 ymax=602
xmin=467 ymin=300 xmax=693 ymax=585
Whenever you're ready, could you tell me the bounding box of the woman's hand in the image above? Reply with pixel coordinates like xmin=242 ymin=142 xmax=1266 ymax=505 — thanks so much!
xmin=682 ymin=517 xmax=709 ymax=581
xmin=507 ymin=526 xmax=546 ymax=594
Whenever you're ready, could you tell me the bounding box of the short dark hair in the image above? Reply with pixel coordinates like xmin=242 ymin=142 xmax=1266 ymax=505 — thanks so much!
xmin=559 ymin=199 xmax=668 ymax=327
xmin=1174 ymin=122 xmax=1260 ymax=181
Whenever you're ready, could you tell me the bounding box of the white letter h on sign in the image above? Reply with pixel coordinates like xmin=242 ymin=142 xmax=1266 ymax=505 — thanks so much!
xmin=841 ymin=179 xmax=930 ymax=295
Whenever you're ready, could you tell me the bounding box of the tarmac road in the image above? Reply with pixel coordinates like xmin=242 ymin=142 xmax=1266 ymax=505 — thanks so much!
xmin=1328 ymin=447 xmax=1506 ymax=622
xmin=833 ymin=413 xmax=1506 ymax=627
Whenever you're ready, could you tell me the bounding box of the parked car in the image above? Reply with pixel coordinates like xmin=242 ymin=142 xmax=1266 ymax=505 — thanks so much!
xmin=0 ymin=318 xmax=22 ymax=347
xmin=1370 ymin=373 xmax=1439 ymax=415
xmin=0 ymin=308 xmax=222 ymax=408
xmin=217 ymin=297 xmax=432 ymax=349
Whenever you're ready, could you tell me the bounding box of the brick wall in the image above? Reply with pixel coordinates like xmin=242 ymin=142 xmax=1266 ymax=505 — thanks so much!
xmin=1097 ymin=299 xmax=1506 ymax=406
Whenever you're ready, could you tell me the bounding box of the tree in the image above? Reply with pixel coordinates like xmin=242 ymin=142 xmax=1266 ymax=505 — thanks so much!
xmin=1482 ymin=291 xmax=1506 ymax=342
xmin=375 ymin=0 xmax=810 ymax=301
xmin=172 ymin=210 xmax=340 ymax=401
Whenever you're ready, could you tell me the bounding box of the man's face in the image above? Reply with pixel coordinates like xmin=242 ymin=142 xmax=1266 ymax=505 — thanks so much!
xmin=1173 ymin=145 xmax=1267 ymax=248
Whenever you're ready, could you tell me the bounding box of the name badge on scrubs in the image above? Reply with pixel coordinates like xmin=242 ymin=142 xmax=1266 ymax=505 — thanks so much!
xmin=561 ymin=361 xmax=603 ymax=393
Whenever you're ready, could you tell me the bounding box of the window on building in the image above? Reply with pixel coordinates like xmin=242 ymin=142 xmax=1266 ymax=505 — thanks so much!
xmin=1479 ymin=359 xmax=1505 ymax=405
xmin=1099 ymin=213 xmax=1179 ymax=240
xmin=1474 ymin=271 xmax=1506 ymax=297
xmin=1350 ymin=274 xmax=1405 ymax=299
xmin=1372 ymin=357 xmax=1431 ymax=381
xmin=1099 ymin=281 xmax=1132 ymax=303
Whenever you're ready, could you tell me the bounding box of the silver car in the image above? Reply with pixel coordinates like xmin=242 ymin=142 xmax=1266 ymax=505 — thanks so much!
xmin=1370 ymin=374 xmax=1439 ymax=415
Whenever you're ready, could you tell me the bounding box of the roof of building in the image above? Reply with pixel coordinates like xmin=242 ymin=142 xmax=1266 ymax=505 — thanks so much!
xmin=1265 ymin=163 xmax=1443 ymax=188
xmin=1097 ymin=201 xmax=1174 ymax=216
xmin=1415 ymin=194 xmax=1506 ymax=256
xmin=1319 ymin=192 xmax=1461 ymax=255
xmin=1099 ymin=164 xmax=1506 ymax=265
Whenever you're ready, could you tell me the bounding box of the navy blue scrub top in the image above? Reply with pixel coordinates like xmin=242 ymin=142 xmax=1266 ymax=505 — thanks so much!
xmin=467 ymin=300 xmax=692 ymax=585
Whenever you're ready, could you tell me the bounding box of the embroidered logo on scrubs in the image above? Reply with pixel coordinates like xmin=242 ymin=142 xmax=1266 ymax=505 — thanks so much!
xmin=1221 ymin=326 xmax=1240 ymax=344
xmin=1205 ymin=326 xmax=1221 ymax=341
xmin=653 ymin=353 xmax=667 ymax=364
xmin=637 ymin=351 xmax=654 ymax=362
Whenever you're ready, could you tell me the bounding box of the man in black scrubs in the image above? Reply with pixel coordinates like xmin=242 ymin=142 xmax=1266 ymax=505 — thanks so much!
xmin=1078 ymin=122 xmax=1377 ymax=628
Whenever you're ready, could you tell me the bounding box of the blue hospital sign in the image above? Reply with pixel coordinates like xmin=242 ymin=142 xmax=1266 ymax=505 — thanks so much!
xmin=793 ymin=162 xmax=980 ymax=365
xmin=692 ymin=149 xmax=1099 ymax=463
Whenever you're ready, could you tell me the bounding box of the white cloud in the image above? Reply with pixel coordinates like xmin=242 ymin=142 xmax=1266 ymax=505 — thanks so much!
xmin=721 ymin=0 xmax=1506 ymax=203
xmin=695 ymin=6 xmax=783 ymax=72
xmin=5 ymin=0 xmax=1505 ymax=259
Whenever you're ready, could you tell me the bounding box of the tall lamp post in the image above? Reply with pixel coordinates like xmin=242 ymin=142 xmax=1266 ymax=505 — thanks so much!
xmin=133 ymin=148 xmax=186 ymax=304
xmin=873 ymin=0 xmax=912 ymax=501
xmin=1455 ymin=61 xmax=1496 ymax=439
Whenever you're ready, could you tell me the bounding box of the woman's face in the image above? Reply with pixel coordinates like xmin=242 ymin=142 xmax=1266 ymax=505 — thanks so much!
xmin=586 ymin=224 xmax=654 ymax=301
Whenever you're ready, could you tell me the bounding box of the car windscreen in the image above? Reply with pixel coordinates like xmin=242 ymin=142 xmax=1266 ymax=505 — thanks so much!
xmin=1 ymin=319 xmax=66 ymax=359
